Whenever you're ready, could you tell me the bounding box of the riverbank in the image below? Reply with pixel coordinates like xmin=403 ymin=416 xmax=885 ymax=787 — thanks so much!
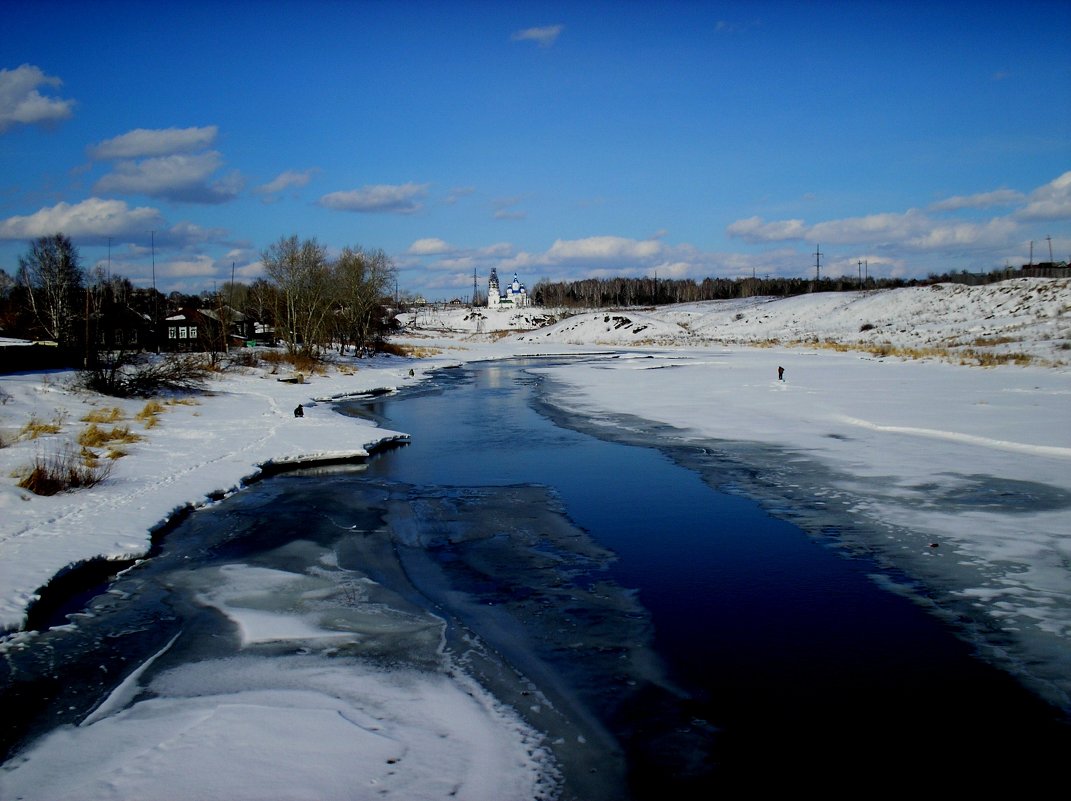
xmin=1 ymin=282 xmax=1069 ymax=797
xmin=0 ymin=357 xmax=423 ymax=635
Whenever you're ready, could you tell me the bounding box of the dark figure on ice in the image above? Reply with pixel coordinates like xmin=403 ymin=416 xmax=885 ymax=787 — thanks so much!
xmin=294 ymin=404 xmax=304 ymax=418
xmin=778 ymin=366 xmax=784 ymax=381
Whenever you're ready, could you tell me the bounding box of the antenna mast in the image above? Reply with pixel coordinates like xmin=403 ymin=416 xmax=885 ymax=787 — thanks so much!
xmin=813 ymin=243 xmax=823 ymax=283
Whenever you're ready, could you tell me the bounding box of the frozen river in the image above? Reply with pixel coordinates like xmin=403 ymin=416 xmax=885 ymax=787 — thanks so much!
xmin=2 ymin=358 xmax=1068 ymax=798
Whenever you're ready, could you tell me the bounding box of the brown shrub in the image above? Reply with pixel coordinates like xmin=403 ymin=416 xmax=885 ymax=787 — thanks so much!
xmin=17 ymin=446 xmax=113 ymax=495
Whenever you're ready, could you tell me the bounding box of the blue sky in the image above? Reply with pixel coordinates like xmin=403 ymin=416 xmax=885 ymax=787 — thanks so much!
xmin=1 ymin=0 xmax=1069 ymax=298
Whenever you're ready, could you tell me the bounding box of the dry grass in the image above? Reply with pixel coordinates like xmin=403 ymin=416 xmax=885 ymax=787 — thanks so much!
xmin=165 ymin=398 xmax=200 ymax=407
xmin=970 ymin=336 xmax=1020 ymax=347
xmin=16 ymin=445 xmax=113 ymax=495
xmin=135 ymin=400 xmax=165 ymax=429
xmin=963 ymin=349 xmax=1036 ymax=367
xmin=81 ymin=406 xmax=124 ymax=424
xmin=804 ymin=339 xmax=1040 ymax=367
xmin=20 ymin=412 xmax=65 ymax=440
xmin=379 ymin=342 xmax=443 ymax=358
xmin=261 ymin=350 xmax=325 ymax=375
xmin=78 ymin=423 xmax=144 ymax=448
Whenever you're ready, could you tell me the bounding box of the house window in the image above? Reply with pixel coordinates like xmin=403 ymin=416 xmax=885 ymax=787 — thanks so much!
xmin=129 ymin=329 xmax=138 ymax=344
xmin=114 ymin=329 xmax=123 ymax=345
xmin=168 ymin=327 xmax=177 ymax=339
xmin=98 ymin=330 xmax=106 ymax=345
xmin=189 ymin=325 xmax=198 ymax=339
xmin=179 ymin=327 xmax=188 ymax=339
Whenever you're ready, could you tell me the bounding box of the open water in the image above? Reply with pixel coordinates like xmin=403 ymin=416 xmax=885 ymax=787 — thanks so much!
xmin=2 ymin=358 xmax=1068 ymax=798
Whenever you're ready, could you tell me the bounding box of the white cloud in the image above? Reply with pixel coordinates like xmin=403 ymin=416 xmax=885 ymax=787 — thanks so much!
xmin=93 ymin=152 xmax=242 ymax=204
xmin=87 ymin=126 xmax=218 ymax=160
xmin=408 ymin=237 xmax=455 ymax=255
xmin=0 ymin=198 xmax=162 ymax=240
xmin=160 ymin=254 xmax=218 ymax=278
xmin=511 ymin=24 xmax=564 ymax=47
xmin=492 ymin=196 xmax=526 ymax=220
xmin=0 ymin=64 xmax=75 ymax=133
xmin=255 ymin=168 xmax=318 ymax=197
xmin=478 ymin=242 xmax=513 ymax=257
xmin=904 ymin=217 xmax=1018 ymax=250
xmin=725 ymin=216 xmax=808 ymax=243
xmin=165 ymin=221 xmax=230 ymax=246
xmin=1017 ymin=171 xmax=1071 ymax=221
xmin=319 ymin=183 xmax=428 ymax=214
xmin=930 ymin=189 xmax=1024 ymax=211
xmin=809 ymin=210 xmax=932 ymax=245
xmin=546 ymin=236 xmax=664 ymax=262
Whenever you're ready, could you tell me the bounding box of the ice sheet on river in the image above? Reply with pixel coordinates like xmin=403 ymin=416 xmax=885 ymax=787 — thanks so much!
xmin=1 ymin=474 xmax=686 ymax=800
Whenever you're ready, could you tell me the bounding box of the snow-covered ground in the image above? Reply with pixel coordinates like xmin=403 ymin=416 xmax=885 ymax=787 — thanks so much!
xmin=1 ymin=278 xmax=1069 ymax=798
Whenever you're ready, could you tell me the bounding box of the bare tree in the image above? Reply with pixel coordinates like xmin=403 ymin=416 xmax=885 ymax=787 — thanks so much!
xmin=333 ymin=246 xmax=396 ymax=354
xmin=261 ymin=235 xmax=332 ymax=355
xmin=17 ymin=234 xmax=85 ymax=345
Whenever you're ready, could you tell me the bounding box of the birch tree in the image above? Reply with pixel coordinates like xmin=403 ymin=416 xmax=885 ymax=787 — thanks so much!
xmin=17 ymin=234 xmax=84 ymax=345
xmin=332 ymin=245 xmax=395 ymax=354
xmin=261 ymin=235 xmax=331 ymax=354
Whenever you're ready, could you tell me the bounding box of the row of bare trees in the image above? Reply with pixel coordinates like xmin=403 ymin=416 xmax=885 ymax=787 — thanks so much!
xmin=2 ymin=233 xmax=398 ymax=360
xmin=258 ymin=235 xmax=397 ymax=356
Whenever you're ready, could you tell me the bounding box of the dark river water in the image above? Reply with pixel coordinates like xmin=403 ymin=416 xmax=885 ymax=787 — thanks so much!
xmin=3 ymin=358 xmax=1069 ymax=798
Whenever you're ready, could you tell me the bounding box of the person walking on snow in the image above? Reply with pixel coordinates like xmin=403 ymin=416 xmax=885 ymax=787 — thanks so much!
xmin=777 ymin=366 xmax=785 ymax=381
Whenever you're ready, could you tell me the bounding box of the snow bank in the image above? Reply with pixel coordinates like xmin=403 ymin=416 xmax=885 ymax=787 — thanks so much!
xmin=416 ymin=277 xmax=1069 ymax=365
xmin=0 ymin=359 xmax=420 ymax=634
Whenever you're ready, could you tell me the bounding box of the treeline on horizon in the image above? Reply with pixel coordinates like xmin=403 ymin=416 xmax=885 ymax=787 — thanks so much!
xmin=530 ymin=265 xmax=1066 ymax=309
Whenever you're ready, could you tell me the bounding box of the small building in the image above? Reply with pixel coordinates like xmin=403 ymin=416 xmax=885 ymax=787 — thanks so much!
xmin=487 ymin=268 xmax=530 ymax=308
xmin=163 ymin=306 xmax=254 ymax=352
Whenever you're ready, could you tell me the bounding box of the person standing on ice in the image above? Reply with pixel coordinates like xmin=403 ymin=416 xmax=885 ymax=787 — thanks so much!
xmin=778 ymin=366 xmax=785 ymax=381
xmin=294 ymin=404 xmax=304 ymax=418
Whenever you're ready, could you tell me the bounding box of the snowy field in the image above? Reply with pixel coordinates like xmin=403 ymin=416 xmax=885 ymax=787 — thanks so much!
xmin=1 ymin=278 xmax=1069 ymax=799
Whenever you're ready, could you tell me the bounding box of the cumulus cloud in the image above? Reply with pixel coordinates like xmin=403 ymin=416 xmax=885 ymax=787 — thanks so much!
xmin=93 ymin=152 xmax=242 ymax=204
xmin=408 ymin=237 xmax=455 ymax=255
xmin=1017 ymin=171 xmax=1071 ymax=221
xmin=492 ymin=197 xmax=526 ymax=220
xmin=0 ymin=198 xmax=162 ymax=240
xmin=511 ymin=24 xmax=564 ymax=47
xmin=808 ymin=210 xmax=933 ymax=245
xmin=930 ymin=188 xmax=1024 ymax=211
xmin=159 ymin=254 xmax=218 ymax=278
xmin=0 ymin=64 xmax=75 ymax=133
xmin=165 ymin=221 xmax=230 ymax=247
xmin=319 ymin=183 xmax=428 ymax=214
xmin=725 ymin=216 xmax=808 ymax=243
xmin=545 ymin=236 xmax=664 ymax=262
xmin=87 ymin=126 xmax=218 ymax=160
xmin=904 ymin=218 xmax=1019 ymax=250
xmin=255 ymin=168 xmax=318 ymax=198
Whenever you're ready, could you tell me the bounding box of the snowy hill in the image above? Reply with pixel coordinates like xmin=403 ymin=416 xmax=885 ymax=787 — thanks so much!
xmin=411 ymin=278 xmax=1070 ymax=365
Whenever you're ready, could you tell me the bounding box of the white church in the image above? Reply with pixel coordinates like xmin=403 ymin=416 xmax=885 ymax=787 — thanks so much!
xmin=487 ymin=267 xmax=531 ymax=308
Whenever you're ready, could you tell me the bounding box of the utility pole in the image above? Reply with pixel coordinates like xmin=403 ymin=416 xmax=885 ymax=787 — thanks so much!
xmin=150 ymin=231 xmax=158 ymax=352
xmin=813 ymin=243 xmax=823 ymax=283
xmin=1029 ymin=240 xmax=1034 ymax=266
xmin=858 ymin=259 xmax=863 ymax=287
xmin=1047 ymin=235 xmax=1054 ymax=264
